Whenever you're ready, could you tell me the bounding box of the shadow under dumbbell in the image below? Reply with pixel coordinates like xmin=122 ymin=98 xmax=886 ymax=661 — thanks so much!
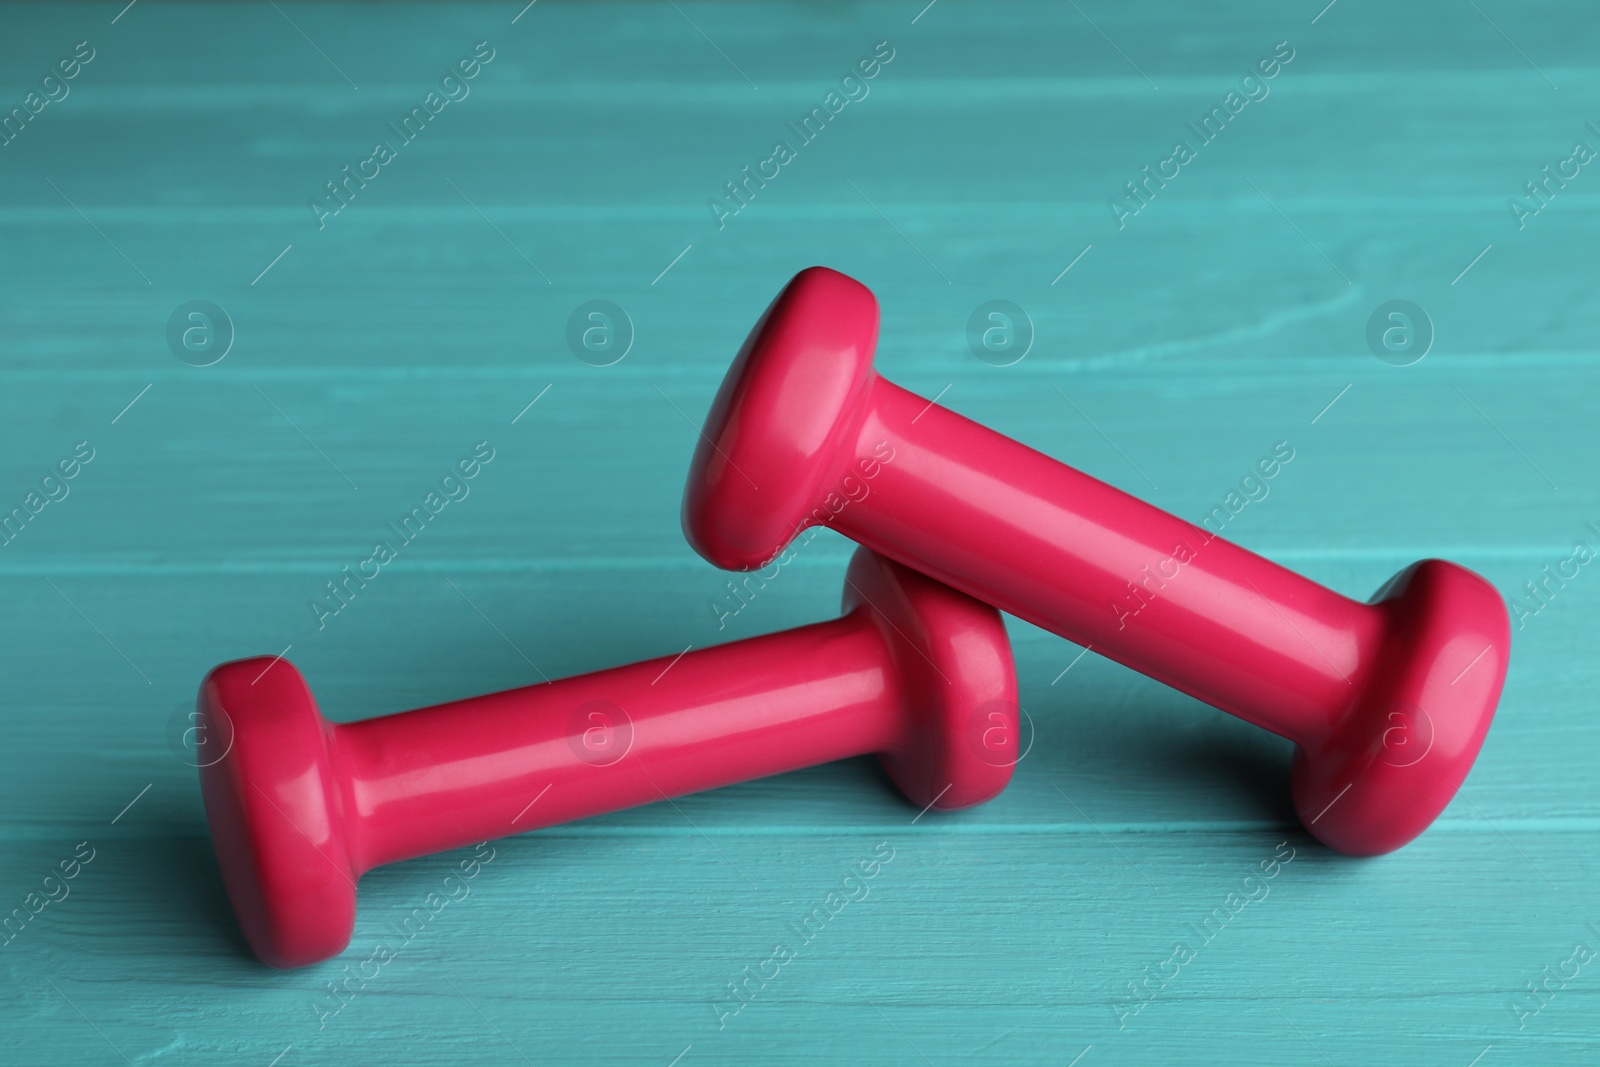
xmin=1025 ymin=678 xmax=1301 ymax=830
xmin=116 ymin=794 xmax=259 ymax=968
xmin=1143 ymin=717 xmax=1299 ymax=825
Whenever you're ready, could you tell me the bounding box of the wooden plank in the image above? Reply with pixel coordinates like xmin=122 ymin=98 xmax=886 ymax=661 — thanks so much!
xmin=5 ymin=831 xmax=1597 ymax=1064
xmin=0 ymin=562 xmax=1589 ymax=836
xmin=0 ymin=0 xmax=1596 ymax=1063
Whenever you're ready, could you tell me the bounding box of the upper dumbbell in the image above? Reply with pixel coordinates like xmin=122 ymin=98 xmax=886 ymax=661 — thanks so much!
xmin=196 ymin=547 xmax=1017 ymax=968
xmin=682 ymin=266 xmax=1510 ymax=856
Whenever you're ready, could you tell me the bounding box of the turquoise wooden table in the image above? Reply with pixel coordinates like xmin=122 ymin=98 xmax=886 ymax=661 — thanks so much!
xmin=1 ymin=1 xmax=1596 ymax=1063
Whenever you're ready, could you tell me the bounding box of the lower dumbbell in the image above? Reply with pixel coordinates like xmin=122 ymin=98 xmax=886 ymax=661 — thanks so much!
xmin=196 ymin=547 xmax=1018 ymax=967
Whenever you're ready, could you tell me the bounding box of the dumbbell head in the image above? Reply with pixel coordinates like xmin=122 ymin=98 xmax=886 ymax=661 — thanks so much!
xmin=682 ymin=266 xmax=879 ymax=570
xmin=196 ymin=546 xmax=1016 ymax=968
xmin=1294 ymin=559 xmax=1510 ymax=856
xmin=195 ymin=663 xmax=353 ymax=969
xmin=843 ymin=546 xmax=1019 ymax=811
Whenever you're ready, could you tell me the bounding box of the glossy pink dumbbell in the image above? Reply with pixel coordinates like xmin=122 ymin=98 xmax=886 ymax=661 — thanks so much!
xmin=196 ymin=548 xmax=1016 ymax=968
xmin=682 ymin=266 xmax=1511 ymax=856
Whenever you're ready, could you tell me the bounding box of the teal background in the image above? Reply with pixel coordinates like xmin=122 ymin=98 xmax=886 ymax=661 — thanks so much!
xmin=1 ymin=1 xmax=1597 ymax=1063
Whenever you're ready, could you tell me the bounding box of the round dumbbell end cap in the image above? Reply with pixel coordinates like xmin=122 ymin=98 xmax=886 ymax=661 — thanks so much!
xmin=197 ymin=657 xmax=356 ymax=967
xmin=683 ymin=267 xmax=880 ymax=570
xmin=1292 ymin=559 xmax=1511 ymax=855
xmin=843 ymin=547 xmax=1021 ymax=811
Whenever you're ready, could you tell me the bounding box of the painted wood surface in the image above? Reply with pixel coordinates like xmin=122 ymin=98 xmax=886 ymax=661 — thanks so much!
xmin=1 ymin=1 xmax=1596 ymax=1063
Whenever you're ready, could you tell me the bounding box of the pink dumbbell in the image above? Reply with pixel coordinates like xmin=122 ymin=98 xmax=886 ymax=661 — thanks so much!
xmin=682 ymin=266 xmax=1511 ymax=856
xmin=196 ymin=548 xmax=1016 ymax=968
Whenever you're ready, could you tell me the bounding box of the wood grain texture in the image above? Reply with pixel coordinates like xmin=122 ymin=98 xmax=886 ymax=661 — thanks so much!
xmin=0 ymin=1 xmax=1596 ymax=1063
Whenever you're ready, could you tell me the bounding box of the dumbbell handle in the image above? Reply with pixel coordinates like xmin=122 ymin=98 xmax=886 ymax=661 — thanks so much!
xmin=832 ymin=375 xmax=1377 ymax=747
xmin=337 ymin=613 xmax=898 ymax=872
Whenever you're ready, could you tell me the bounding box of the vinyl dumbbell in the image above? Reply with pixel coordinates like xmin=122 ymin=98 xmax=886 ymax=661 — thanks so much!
xmin=682 ymin=267 xmax=1511 ymax=856
xmin=196 ymin=548 xmax=1017 ymax=968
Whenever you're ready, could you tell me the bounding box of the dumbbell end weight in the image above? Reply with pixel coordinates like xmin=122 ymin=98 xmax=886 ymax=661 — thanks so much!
xmin=195 ymin=664 xmax=352 ymax=969
xmin=682 ymin=266 xmax=881 ymax=571
xmin=840 ymin=546 xmax=1021 ymax=813
xmin=1293 ymin=558 xmax=1510 ymax=856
